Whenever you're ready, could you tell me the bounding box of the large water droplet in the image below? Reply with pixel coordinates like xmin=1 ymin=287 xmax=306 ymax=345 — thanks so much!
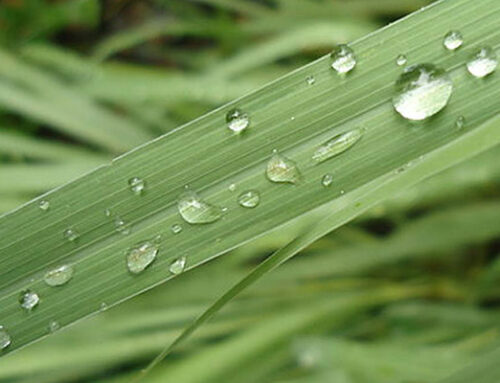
xmin=266 ymin=151 xmax=301 ymax=184
xmin=226 ymin=108 xmax=250 ymax=134
xmin=396 ymin=54 xmax=407 ymax=67
xmin=467 ymin=47 xmax=498 ymax=78
xmin=312 ymin=129 xmax=362 ymax=163
xmin=392 ymin=63 xmax=453 ymax=121
xmin=169 ymin=256 xmax=186 ymax=275
xmin=321 ymin=174 xmax=333 ymax=187
xmin=178 ymin=191 xmax=222 ymax=224
xmin=171 ymin=223 xmax=182 ymax=234
xmin=0 ymin=326 xmax=11 ymax=350
xmin=330 ymin=45 xmax=356 ymax=74
xmin=44 ymin=265 xmax=74 ymax=287
xmin=63 ymin=228 xmax=79 ymax=242
xmin=129 ymin=177 xmax=145 ymax=195
xmin=39 ymin=200 xmax=50 ymax=211
xmin=126 ymin=242 xmax=158 ymax=274
xmin=19 ymin=290 xmax=39 ymax=311
xmin=238 ymin=190 xmax=260 ymax=208
xmin=443 ymin=31 xmax=463 ymax=51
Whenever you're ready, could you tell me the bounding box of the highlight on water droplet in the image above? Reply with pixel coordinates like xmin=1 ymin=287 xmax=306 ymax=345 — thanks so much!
xmin=456 ymin=115 xmax=466 ymax=130
xmin=178 ymin=191 xmax=222 ymax=224
xmin=330 ymin=44 xmax=356 ymax=74
xmin=467 ymin=46 xmax=498 ymax=78
xmin=443 ymin=31 xmax=463 ymax=51
xmin=63 ymin=228 xmax=79 ymax=242
xmin=126 ymin=241 xmax=159 ymax=274
xmin=238 ymin=190 xmax=260 ymax=208
xmin=19 ymin=290 xmax=39 ymax=311
xmin=321 ymin=174 xmax=334 ymax=187
xmin=171 ymin=223 xmax=182 ymax=234
xmin=266 ymin=151 xmax=301 ymax=184
xmin=48 ymin=320 xmax=60 ymax=333
xmin=169 ymin=256 xmax=187 ymax=275
xmin=392 ymin=63 xmax=453 ymax=121
xmin=226 ymin=108 xmax=250 ymax=134
xmin=0 ymin=326 xmax=11 ymax=350
xmin=115 ymin=216 xmax=130 ymax=235
xmin=44 ymin=265 xmax=74 ymax=287
xmin=129 ymin=177 xmax=145 ymax=195
xmin=312 ymin=129 xmax=362 ymax=163
xmin=306 ymin=75 xmax=315 ymax=85
xmin=39 ymin=200 xmax=50 ymax=211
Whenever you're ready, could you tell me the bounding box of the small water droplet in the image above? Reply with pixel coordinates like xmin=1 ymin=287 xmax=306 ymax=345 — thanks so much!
xmin=340 ymin=190 xmax=345 ymax=195
xmin=467 ymin=47 xmax=498 ymax=78
xmin=226 ymin=108 xmax=250 ymax=134
xmin=330 ymin=44 xmax=356 ymax=74
xmin=0 ymin=326 xmax=11 ymax=350
xmin=443 ymin=31 xmax=463 ymax=51
xmin=115 ymin=216 xmax=130 ymax=235
xmin=169 ymin=256 xmax=187 ymax=275
xmin=171 ymin=223 xmax=183 ymax=234
xmin=63 ymin=228 xmax=79 ymax=242
xmin=238 ymin=190 xmax=260 ymax=208
xmin=393 ymin=63 xmax=453 ymax=121
xmin=306 ymin=75 xmax=315 ymax=85
xmin=228 ymin=183 xmax=236 ymax=192
xmin=126 ymin=242 xmax=159 ymax=274
xmin=48 ymin=320 xmax=60 ymax=333
xmin=178 ymin=191 xmax=222 ymax=224
xmin=39 ymin=200 xmax=50 ymax=211
xmin=105 ymin=208 xmax=112 ymax=217
xmin=100 ymin=302 xmax=108 ymax=312
xmin=396 ymin=54 xmax=407 ymax=66
xmin=44 ymin=265 xmax=74 ymax=286
xmin=266 ymin=151 xmax=301 ymax=184
xmin=129 ymin=177 xmax=145 ymax=195
xmin=19 ymin=290 xmax=39 ymax=311
xmin=312 ymin=129 xmax=362 ymax=163
xmin=456 ymin=115 xmax=466 ymax=129
xmin=321 ymin=174 xmax=333 ymax=187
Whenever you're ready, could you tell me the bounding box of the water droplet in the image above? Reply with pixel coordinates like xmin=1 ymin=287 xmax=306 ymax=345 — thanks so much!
xmin=443 ymin=31 xmax=463 ymax=51
xmin=456 ymin=115 xmax=466 ymax=129
xmin=322 ymin=174 xmax=333 ymax=187
xmin=39 ymin=200 xmax=50 ymax=211
xmin=226 ymin=108 xmax=250 ymax=134
xmin=115 ymin=216 xmax=130 ymax=235
xmin=126 ymin=242 xmax=159 ymax=274
xmin=238 ymin=190 xmax=260 ymax=208
xmin=48 ymin=320 xmax=60 ymax=333
xmin=228 ymin=183 xmax=236 ymax=192
xmin=100 ymin=302 xmax=108 ymax=312
xmin=330 ymin=44 xmax=356 ymax=74
xmin=129 ymin=177 xmax=145 ymax=195
xmin=340 ymin=190 xmax=345 ymax=195
xmin=396 ymin=54 xmax=407 ymax=66
xmin=105 ymin=208 xmax=112 ymax=217
xmin=44 ymin=265 xmax=74 ymax=287
xmin=169 ymin=256 xmax=187 ymax=275
xmin=178 ymin=191 xmax=222 ymax=224
xmin=0 ymin=326 xmax=11 ymax=350
xmin=63 ymin=228 xmax=79 ymax=242
xmin=171 ymin=223 xmax=183 ymax=234
xmin=392 ymin=63 xmax=453 ymax=121
xmin=312 ymin=129 xmax=362 ymax=163
xmin=306 ymin=75 xmax=315 ymax=85
xmin=19 ymin=290 xmax=39 ymax=311
xmin=266 ymin=151 xmax=301 ymax=184
xmin=467 ymin=47 xmax=498 ymax=78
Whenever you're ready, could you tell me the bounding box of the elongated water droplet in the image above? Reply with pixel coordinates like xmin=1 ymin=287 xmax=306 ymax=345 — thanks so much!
xmin=467 ymin=47 xmax=498 ymax=78
xmin=178 ymin=191 xmax=222 ymax=224
xmin=39 ymin=200 xmax=50 ymax=211
xmin=313 ymin=129 xmax=362 ymax=163
xmin=456 ymin=115 xmax=466 ymax=129
xmin=393 ymin=63 xmax=452 ymax=121
xmin=306 ymin=75 xmax=315 ymax=85
xmin=226 ymin=108 xmax=250 ymax=134
xmin=171 ymin=223 xmax=182 ymax=234
xmin=44 ymin=265 xmax=74 ymax=286
xmin=322 ymin=174 xmax=333 ymax=187
xmin=266 ymin=151 xmax=301 ymax=184
xmin=0 ymin=326 xmax=11 ymax=350
xmin=48 ymin=320 xmax=60 ymax=333
xmin=238 ymin=190 xmax=260 ymax=208
xmin=330 ymin=44 xmax=356 ymax=74
xmin=169 ymin=256 xmax=187 ymax=275
xmin=443 ymin=31 xmax=463 ymax=51
xmin=129 ymin=177 xmax=145 ymax=195
xmin=63 ymin=228 xmax=79 ymax=242
xmin=19 ymin=290 xmax=39 ymax=311
xmin=396 ymin=54 xmax=407 ymax=67
xmin=127 ymin=242 xmax=158 ymax=274
xmin=115 ymin=217 xmax=130 ymax=235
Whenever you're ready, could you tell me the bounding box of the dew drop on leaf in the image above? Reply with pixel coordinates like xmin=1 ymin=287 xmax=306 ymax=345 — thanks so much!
xmin=392 ymin=63 xmax=453 ymax=121
xmin=126 ymin=242 xmax=159 ymax=274
xmin=19 ymin=290 xmax=39 ymax=311
xmin=115 ymin=216 xmax=130 ymax=235
xmin=39 ymin=200 xmax=50 ymax=211
xmin=48 ymin=320 xmax=60 ymax=333
xmin=306 ymin=75 xmax=315 ymax=85
xmin=169 ymin=256 xmax=187 ymax=275
xmin=322 ymin=174 xmax=334 ymax=187
xmin=313 ymin=129 xmax=363 ymax=163
xmin=443 ymin=30 xmax=463 ymax=51
xmin=178 ymin=191 xmax=222 ymax=224
xmin=266 ymin=151 xmax=301 ymax=184
xmin=238 ymin=190 xmax=260 ymax=208
xmin=128 ymin=177 xmax=145 ymax=195
xmin=467 ymin=47 xmax=498 ymax=78
xmin=456 ymin=115 xmax=466 ymax=129
xmin=330 ymin=44 xmax=356 ymax=74
xmin=171 ymin=223 xmax=183 ymax=234
xmin=63 ymin=228 xmax=79 ymax=242
xmin=0 ymin=326 xmax=11 ymax=350
xmin=396 ymin=54 xmax=407 ymax=66
xmin=226 ymin=108 xmax=250 ymax=134
xmin=44 ymin=265 xmax=74 ymax=287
